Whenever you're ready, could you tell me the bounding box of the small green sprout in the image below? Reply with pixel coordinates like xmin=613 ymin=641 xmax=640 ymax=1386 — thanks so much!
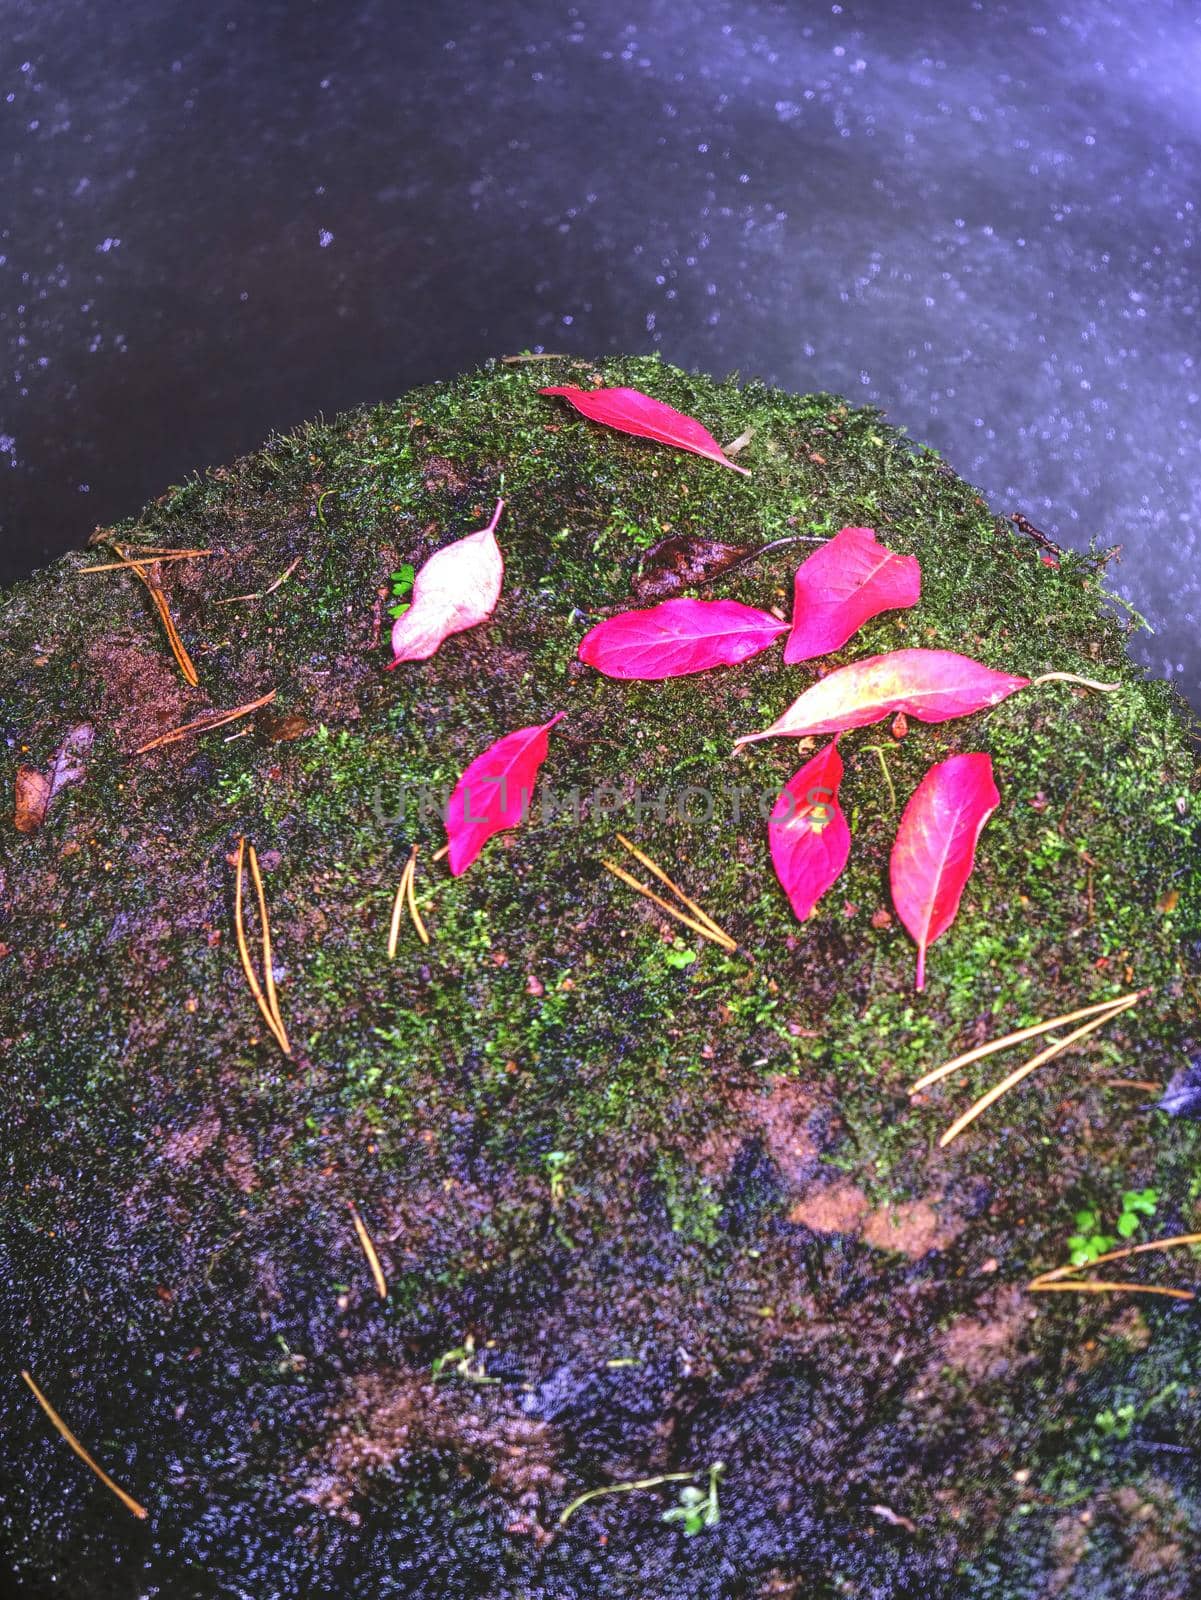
xmin=431 ymin=1334 xmax=498 ymax=1385
xmin=663 ymin=941 xmax=698 ymax=970
xmin=1069 ymin=1189 xmax=1158 ymax=1265
xmin=1116 ymin=1188 xmax=1158 ymax=1237
xmin=543 ymin=1149 xmax=573 ymax=1208
xmin=662 ymin=1461 xmax=725 ymax=1536
xmin=387 ymin=564 xmax=415 ymax=619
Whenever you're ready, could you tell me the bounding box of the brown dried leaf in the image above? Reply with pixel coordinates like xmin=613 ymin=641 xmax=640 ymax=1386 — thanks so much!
xmin=13 ymin=725 xmax=94 ymax=834
xmin=630 ymin=535 xmax=750 ymax=601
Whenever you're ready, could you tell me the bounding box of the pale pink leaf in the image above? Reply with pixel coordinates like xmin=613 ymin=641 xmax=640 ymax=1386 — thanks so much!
xmin=387 ymin=499 xmax=505 ymax=666
xmin=734 ymin=649 xmax=1030 ymax=746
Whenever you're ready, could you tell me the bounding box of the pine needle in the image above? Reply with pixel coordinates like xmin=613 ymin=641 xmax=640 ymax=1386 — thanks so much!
xmin=1027 ymin=1281 xmax=1194 ymax=1302
xmin=602 ymin=859 xmax=737 ymax=951
xmin=113 ymin=545 xmax=200 ymax=686
xmin=404 ymin=846 xmax=430 ymax=945
xmin=233 ymin=838 xmax=290 ymax=1055
xmin=937 ymin=993 xmax=1142 ymax=1148
xmin=614 ymin=833 xmax=732 ymax=944
xmin=133 ymin=689 xmax=277 ymax=754
xmin=21 ymin=1370 xmax=148 ymax=1520
xmin=349 ymin=1202 xmax=388 ymax=1299
xmin=1032 ymin=1232 xmax=1201 ymax=1286
xmin=910 ymin=991 xmax=1142 ymax=1095
xmin=248 ymin=843 xmax=290 ymax=1052
xmin=386 ymin=860 xmax=411 ymax=960
xmin=214 ymin=556 xmax=304 ymax=605
xmin=432 ymin=844 xmax=449 ymax=864
xmin=81 ymin=550 xmax=215 ymax=572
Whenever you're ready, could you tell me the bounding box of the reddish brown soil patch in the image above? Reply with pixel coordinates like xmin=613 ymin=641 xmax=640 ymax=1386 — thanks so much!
xmin=301 ymin=1368 xmax=564 ymax=1527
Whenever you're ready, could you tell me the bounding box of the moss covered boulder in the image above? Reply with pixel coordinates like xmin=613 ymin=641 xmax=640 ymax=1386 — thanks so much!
xmin=2 ymin=356 xmax=1199 ymax=1599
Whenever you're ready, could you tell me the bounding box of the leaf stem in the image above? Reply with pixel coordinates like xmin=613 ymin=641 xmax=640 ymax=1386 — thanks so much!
xmin=559 ymin=1471 xmax=698 ymax=1527
xmin=1030 ymin=671 xmax=1121 ymax=693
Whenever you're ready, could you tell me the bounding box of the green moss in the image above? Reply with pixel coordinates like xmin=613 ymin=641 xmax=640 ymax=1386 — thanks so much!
xmin=3 ymin=354 xmax=1199 ymax=1595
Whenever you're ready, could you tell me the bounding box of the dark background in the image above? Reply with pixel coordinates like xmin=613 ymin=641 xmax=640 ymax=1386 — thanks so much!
xmin=3 ymin=0 xmax=1199 ymax=704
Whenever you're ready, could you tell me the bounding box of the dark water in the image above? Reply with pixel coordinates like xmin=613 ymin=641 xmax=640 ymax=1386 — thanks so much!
xmin=3 ymin=0 xmax=1200 ymax=706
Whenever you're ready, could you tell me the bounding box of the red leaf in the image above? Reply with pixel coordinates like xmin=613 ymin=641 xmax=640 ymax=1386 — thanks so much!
xmin=734 ymin=649 xmax=1030 ymax=746
xmin=387 ymin=499 xmax=504 ymax=666
xmin=540 ymin=386 xmax=750 ymax=475
xmin=768 ymin=740 xmax=851 ymax=923
xmin=446 ymin=713 xmax=564 ymax=876
xmin=784 ymin=526 xmax=920 ymax=663
xmin=889 ymin=752 xmax=999 ymax=990
xmin=578 ymin=598 xmax=787 ymax=680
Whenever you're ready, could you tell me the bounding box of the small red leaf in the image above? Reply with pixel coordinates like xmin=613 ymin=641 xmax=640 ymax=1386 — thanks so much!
xmin=734 ymin=649 xmax=1030 ymax=746
xmin=889 ymin=752 xmax=1000 ymax=990
xmin=784 ymin=526 xmax=920 ymax=663
xmin=388 ymin=499 xmax=504 ymax=666
xmin=768 ymin=739 xmax=851 ymax=923
xmin=578 ymin=598 xmax=787 ymax=680
xmin=446 ymin=713 xmax=564 ymax=876
xmin=540 ymin=386 xmax=750 ymax=475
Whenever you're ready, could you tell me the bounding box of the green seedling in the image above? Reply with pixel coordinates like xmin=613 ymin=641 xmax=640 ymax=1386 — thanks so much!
xmin=431 ymin=1334 xmax=498 ymax=1385
xmin=662 ymin=1461 xmax=725 ymax=1536
xmin=663 ymin=941 xmax=698 ymax=970
xmin=1069 ymin=1189 xmax=1158 ymax=1265
xmin=543 ymin=1149 xmax=573 ymax=1208
xmin=387 ymin=564 xmax=415 ymax=619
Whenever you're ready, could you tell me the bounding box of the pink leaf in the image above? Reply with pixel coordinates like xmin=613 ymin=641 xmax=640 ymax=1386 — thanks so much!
xmin=540 ymin=386 xmax=750 ymax=475
xmin=768 ymin=739 xmax=851 ymax=923
xmin=889 ymin=753 xmax=1000 ymax=990
xmin=784 ymin=526 xmax=920 ymax=663
xmin=734 ymin=649 xmax=1030 ymax=746
xmin=578 ymin=597 xmax=787 ymax=680
xmin=446 ymin=713 xmax=565 ymax=876
xmin=387 ymin=499 xmax=505 ymax=666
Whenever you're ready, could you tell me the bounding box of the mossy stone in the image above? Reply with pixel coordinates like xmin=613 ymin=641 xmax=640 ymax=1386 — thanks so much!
xmin=2 ymin=355 xmax=1199 ymax=1598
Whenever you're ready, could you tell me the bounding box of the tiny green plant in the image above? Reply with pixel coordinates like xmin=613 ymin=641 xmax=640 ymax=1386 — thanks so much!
xmin=387 ymin=564 xmax=416 ymax=619
xmin=1090 ymin=1383 xmax=1178 ymax=1460
xmin=662 ymin=1462 xmax=725 ymax=1536
xmin=543 ymin=1149 xmax=573 ymax=1208
xmin=431 ymin=1334 xmax=498 ymax=1385
xmin=663 ymin=941 xmax=698 ymax=970
xmin=1069 ymin=1189 xmax=1157 ymax=1266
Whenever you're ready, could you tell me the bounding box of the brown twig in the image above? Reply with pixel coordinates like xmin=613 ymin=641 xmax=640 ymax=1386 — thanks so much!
xmin=214 ymin=556 xmax=303 ymax=606
xmin=233 ymin=838 xmax=291 ymax=1055
xmin=910 ymin=991 xmax=1142 ymax=1095
xmin=132 ymin=689 xmax=277 ymax=755
xmin=349 ymin=1202 xmax=388 ymax=1299
xmin=937 ymin=993 xmax=1143 ymax=1148
xmin=602 ymin=859 xmax=737 ymax=952
xmin=21 ymin=1370 xmax=148 ymax=1519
